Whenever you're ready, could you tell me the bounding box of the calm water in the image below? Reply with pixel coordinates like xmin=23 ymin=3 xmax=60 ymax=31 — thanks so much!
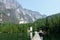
xmin=0 ymin=33 xmax=60 ymax=40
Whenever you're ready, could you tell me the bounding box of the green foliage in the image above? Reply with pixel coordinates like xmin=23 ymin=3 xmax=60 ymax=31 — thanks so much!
xmin=33 ymin=13 xmax=60 ymax=33
xmin=0 ymin=13 xmax=60 ymax=33
xmin=0 ymin=13 xmax=60 ymax=40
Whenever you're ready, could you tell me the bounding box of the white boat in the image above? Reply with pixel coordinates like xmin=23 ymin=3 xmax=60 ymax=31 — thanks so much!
xmin=32 ymin=31 xmax=43 ymax=40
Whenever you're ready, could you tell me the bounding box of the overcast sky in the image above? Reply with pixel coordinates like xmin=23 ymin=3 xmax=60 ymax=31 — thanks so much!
xmin=17 ymin=0 xmax=60 ymax=16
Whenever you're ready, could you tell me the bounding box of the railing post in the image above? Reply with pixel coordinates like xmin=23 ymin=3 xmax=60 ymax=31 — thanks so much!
xmin=30 ymin=27 xmax=33 ymax=40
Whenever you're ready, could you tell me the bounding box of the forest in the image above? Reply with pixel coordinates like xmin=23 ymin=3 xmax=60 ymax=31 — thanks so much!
xmin=0 ymin=13 xmax=60 ymax=40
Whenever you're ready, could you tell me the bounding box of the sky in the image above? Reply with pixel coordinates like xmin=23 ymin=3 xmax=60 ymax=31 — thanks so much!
xmin=17 ymin=0 xmax=60 ymax=16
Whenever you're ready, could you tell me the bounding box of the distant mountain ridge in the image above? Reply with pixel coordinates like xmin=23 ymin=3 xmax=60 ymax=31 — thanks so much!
xmin=0 ymin=0 xmax=46 ymax=24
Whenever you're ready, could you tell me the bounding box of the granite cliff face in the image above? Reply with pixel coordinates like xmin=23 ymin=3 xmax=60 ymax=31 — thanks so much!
xmin=0 ymin=0 xmax=46 ymax=24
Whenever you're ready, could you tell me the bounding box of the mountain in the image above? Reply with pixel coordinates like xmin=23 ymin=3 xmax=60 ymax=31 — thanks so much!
xmin=0 ymin=0 xmax=46 ymax=24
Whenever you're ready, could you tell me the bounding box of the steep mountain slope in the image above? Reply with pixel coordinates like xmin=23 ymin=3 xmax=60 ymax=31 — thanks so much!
xmin=0 ymin=0 xmax=46 ymax=24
